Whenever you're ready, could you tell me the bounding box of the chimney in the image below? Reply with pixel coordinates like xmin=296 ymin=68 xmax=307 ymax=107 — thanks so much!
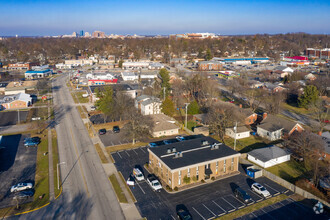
xmin=172 ymin=147 xmax=176 ymax=153
xmin=263 ymin=112 xmax=268 ymax=120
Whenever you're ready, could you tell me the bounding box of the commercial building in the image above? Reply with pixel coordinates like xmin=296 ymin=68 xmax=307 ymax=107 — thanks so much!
xmin=0 ymin=93 xmax=32 ymax=110
xmin=148 ymin=136 xmax=240 ymax=189
xmin=4 ymin=80 xmax=37 ymax=95
xmin=92 ymin=31 xmax=106 ymax=38
xmin=198 ymin=61 xmax=222 ymax=71
xmin=122 ymin=62 xmax=150 ymax=70
xmin=8 ymin=62 xmax=39 ymax=70
xmin=305 ymin=48 xmax=330 ymax=59
xmin=64 ymin=59 xmax=93 ymax=66
xmin=121 ymin=72 xmax=138 ymax=81
xmin=88 ymin=84 xmax=139 ymax=102
xmin=25 ymin=69 xmax=52 ymax=79
xmin=86 ymin=73 xmax=118 ymax=85
xmin=212 ymin=57 xmax=269 ymax=65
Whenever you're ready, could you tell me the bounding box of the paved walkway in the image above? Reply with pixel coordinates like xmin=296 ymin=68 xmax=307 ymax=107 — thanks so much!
xmin=48 ymin=104 xmax=55 ymax=201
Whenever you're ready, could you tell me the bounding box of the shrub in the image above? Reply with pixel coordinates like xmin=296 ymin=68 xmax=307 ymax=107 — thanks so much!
xmin=174 ymin=187 xmax=179 ymax=191
xmin=183 ymin=175 xmax=191 ymax=184
xmin=201 ymin=179 xmax=205 ymax=183
xmin=192 ymin=176 xmax=197 ymax=182
xmin=211 ymin=176 xmax=215 ymax=181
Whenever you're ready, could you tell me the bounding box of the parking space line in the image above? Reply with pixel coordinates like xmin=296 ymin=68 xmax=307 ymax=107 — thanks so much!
xmin=170 ymin=215 xmax=176 ymax=220
xmin=203 ymin=204 xmax=216 ymax=217
xmin=132 ymin=149 xmax=138 ymax=155
xmin=135 ymin=181 xmax=146 ymax=194
xmin=251 ymin=212 xmax=258 ymax=218
xmin=192 ymin=207 xmax=206 ymax=220
xmin=110 ymin=141 xmax=114 ymax=146
xmin=287 ymin=198 xmax=307 ymax=210
xmin=279 ymin=200 xmax=298 ymax=216
xmin=117 ymin=151 xmax=122 ymax=159
xmin=140 ymin=147 xmax=145 ymax=153
xmin=260 ymin=208 xmax=275 ymax=220
xmin=119 ymin=141 xmax=122 ymax=145
xmin=222 ymin=197 xmax=236 ymax=211
xmin=230 ymin=195 xmax=246 ymax=209
xmin=264 ymin=183 xmax=280 ymax=196
xmin=212 ymin=200 xmax=226 ymax=214
xmin=125 ymin=151 xmax=130 ymax=157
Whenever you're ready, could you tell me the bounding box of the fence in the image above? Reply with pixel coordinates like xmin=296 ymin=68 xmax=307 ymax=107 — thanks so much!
xmin=263 ymin=169 xmax=330 ymax=207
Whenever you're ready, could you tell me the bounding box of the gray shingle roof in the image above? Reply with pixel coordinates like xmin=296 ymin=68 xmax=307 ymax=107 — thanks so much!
xmin=248 ymin=145 xmax=290 ymax=162
xmin=258 ymin=115 xmax=301 ymax=133
xmin=149 ymin=136 xmax=240 ymax=170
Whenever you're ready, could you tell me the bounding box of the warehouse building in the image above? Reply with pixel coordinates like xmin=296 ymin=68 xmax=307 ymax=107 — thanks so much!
xmin=148 ymin=136 xmax=240 ymax=189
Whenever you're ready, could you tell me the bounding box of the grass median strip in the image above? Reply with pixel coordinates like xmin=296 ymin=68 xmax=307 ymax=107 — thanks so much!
xmin=109 ymin=174 xmax=128 ymax=203
xmin=52 ymin=130 xmax=61 ymax=198
xmin=76 ymin=106 xmax=87 ymax=119
xmin=118 ymin=172 xmax=137 ymax=203
xmin=217 ymin=194 xmax=288 ymax=220
xmin=94 ymin=143 xmax=108 ymax=163
xmin=105 ymin=142 xmax=147 ymax=154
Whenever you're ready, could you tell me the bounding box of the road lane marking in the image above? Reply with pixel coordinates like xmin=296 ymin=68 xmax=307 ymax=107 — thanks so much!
xmin=117 ymin=151 xmax=122 ymax=158
xmin=222 ymin=197 xmax=236 ymax=211
xmin=264 ymin=183 xmax=280 ymax=196
xmin=212 ymin=200 xmax=226 ymax=214
xmin=70 ymin=128 xmax=90 ymax=197
xmin=203 ymin=204 xmax=216 ymax=217
xmin=192 ymin=207 xmax=206 ymax=220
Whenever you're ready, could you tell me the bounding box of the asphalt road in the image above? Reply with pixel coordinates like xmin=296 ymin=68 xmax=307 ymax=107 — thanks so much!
xmin=10 ymin=75 xmax=125 ymax=219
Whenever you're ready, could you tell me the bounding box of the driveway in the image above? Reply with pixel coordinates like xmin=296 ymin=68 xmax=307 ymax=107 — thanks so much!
xmin=0 ymin=134 xmax=37 ymax=209
xmin=112 ymin=147 xmax=293 ymax=219
xmin=99 ymin=130 xmax=132 ymax=147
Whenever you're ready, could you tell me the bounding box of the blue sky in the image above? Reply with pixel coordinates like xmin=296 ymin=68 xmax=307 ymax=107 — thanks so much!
xmin=0 ymin=0 xmax=329 ymax=36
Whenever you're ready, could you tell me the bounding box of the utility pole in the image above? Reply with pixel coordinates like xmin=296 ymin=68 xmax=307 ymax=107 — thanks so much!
xmin=234 ymin=121 xmax=237 ymax=151
xmin=184 ymin=103 xmax=190 ymax=128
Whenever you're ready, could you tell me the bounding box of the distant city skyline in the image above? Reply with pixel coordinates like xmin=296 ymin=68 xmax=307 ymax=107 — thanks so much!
xmin=0 ymin=0 xmax=329 ymax=36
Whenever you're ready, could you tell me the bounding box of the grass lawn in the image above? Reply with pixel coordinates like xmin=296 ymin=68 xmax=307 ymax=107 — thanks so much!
xmin=266 ymin=160 xmax=308 ymax=183
xmin=281 ymin=103 xmax=310 ymax=115
xmin=109 ymin=174 xmax=128 ymax=203
xmin=76 ymin=106 xmax=87 ymax=119
xmin=94 ymin=143 xmax=108 ymax=163
xmin=105 ymin=142 xmax=147 ymax=154
xmin=118 ymin=172 xmax=137 ymax=203
xmin=186 ymin=120 xmax=197 ymax=131
xmin=217 ymin=194 xmax=287 ymax=220
xmin=223 ymin=136 xmax=268 ymax=152
xmin=52 ymin=130 xmax=61 ymax=198
xmin=70 ymin=92 xmax=79 ymax=104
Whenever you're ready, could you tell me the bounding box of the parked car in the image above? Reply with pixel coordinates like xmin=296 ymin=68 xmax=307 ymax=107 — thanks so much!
xmin=147 ymin=175 xmax=162 ymax=191
xmin=10 ymin=183 xmax=33 ymax=193
xmin=234 ymin=187 xmax=252 ymax=204
xmin=13 ymin=190 xmax=34 ymax=200
xmin=90 ymin=106 xmax=96 ymax=111
xmin=24 ymin=137 xmax=41 ymax=144
xmin=112 ymin=126 xmax=120 ymax=133
xmin=163 ymin=139 xmax=179 ymax=145
xmin=98 ymin=129 xmax=106 ymax=135
xmin=24 ymin=139 xmax=40 ymax=147
xmin=251 ymin=183 xmax=271 ymax=197
xmin=133 ymin=168 xmax=144 ymax=181
xmin=175 ymin=136 xmax=185 ymax=141
xmin=177 ymin=207 xmax=192 ymax=220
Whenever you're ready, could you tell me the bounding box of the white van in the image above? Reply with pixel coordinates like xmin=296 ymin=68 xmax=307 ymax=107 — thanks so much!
xmin=133 ymin=168 xmax=144 ymax=181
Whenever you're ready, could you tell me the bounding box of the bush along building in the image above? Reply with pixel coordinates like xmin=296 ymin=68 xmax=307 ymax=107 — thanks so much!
xmin=148 ymin=136 xmax=240 ymax=190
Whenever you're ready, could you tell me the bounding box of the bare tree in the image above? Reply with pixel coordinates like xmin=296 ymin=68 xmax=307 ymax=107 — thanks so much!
xmin=309 ymin=99 xmax=329 ymax=133
xmin=264 ymin=92 xmax=285 ymax=114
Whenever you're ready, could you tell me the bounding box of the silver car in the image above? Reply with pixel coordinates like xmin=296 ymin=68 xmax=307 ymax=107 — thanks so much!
xmin=251 ymin=183 xmax=271 ymax=197
xmin=10 ymin=183 xmax=33 ymax=193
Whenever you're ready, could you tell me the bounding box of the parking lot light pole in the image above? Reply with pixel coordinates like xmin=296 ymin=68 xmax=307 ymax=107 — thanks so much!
xmin=57 ymin=162 xmax=66 ymax=189
xmin=184 ymin=103 xmax=190 ymax=128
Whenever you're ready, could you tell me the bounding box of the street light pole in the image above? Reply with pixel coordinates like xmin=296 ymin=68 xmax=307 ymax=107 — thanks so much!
xmin=57 ymin=162 xmax=66 ymax=189
xmin=234 ymin=121 xmax=237 ymax=151
xmin=184 ymin=103 xmax=190 ymax=128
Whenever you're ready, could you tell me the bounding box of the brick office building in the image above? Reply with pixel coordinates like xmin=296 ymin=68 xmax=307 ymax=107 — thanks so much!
xmin=198 ymin=61 xmax=222 ymax=71
xmin=8 ymin=62 xmax=39 ymax=70
xmin=148 ymin=136 xmax=240 ymax=189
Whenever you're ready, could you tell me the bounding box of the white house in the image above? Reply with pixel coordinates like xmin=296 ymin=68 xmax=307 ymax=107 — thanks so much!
xmin=121 ymin=72 xmax=138 ymax=81
xmin=247 ymin=145 xmax=290 ymax=168
xmin=135 ymin=95 xmax=162 ymax=115
xmin=149 ymin=114 xmax=180 ymax=137
xmin=225 ymin=126 xmax=250 ymax=140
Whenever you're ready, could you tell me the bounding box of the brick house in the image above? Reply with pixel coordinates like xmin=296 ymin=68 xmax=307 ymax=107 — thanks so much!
xmin=0 ymin=93 xmax=32 ymax=110
xmin=240 ymin=108 xmax=258 ymax=125
xmin=148 ymin=136 xmax=240 ymax=189
xmin=197 ymin=61 xmax=222 ymax=71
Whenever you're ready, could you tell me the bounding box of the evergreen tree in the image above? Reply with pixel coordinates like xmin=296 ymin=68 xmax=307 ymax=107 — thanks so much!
xmin=187 ymin=100 xmax=200 ymax=115
xmin=298 ymin=85 xmax=319 ymax=109
xmin=161 ymin=97 xmax=175 ymax=116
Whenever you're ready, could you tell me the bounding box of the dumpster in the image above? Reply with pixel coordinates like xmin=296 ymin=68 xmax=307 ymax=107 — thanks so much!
xmin=246 ymin=165 xmax=263 ymax=179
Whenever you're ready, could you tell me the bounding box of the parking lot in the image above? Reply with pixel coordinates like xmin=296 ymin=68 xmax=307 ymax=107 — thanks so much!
xmin=0 ymin=134 xmax=37 ymax=208
xmin=0 ymin=111 xmax=28 ymax=126
xmin=112 ymin=147 xmax=297 ymax=220
xmin=99 ymin=129 xmax=132 ymax=146
xmin=236 ymin=198 xmax=329 ymax=220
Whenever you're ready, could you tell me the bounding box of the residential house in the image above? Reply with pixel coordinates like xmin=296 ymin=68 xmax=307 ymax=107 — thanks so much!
xmin=225 ymin=126 xmax=250 ymax=140
xmin=240 ymin=108 xmax=258 ymax=125
xmin=263 ymin=82 xmax=285 ymax=93
xmin=88 ymin=84 xmax=139 ymax=102
xmin=257 ymin=114 xmax=304 ymax=141
xmin=274 ymin=66 xmax=294 ymax=78
xmin=0 ymin=93 xmax=32 ymax=110
xmin=135 ymin=95 xmax=161 ymax=115
xmin=194 ymin=114 xmax=208 ymax=125
xmin=170 ymin=58 xmax=186 ymax=67
xmin=0 ymin=83 xmax=8 ymax=95
xmin=148 ymin=136 xmax=240 ymax=189
xmin=247 ymin=145 xmax=290 ymax=168
xmin=149 ymin=114 xmax=180 ymax=137
xmin=148 ymin=62 xmax=164 ymax=70
xmin=304 ymin=73 xmax=316 ymax=81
